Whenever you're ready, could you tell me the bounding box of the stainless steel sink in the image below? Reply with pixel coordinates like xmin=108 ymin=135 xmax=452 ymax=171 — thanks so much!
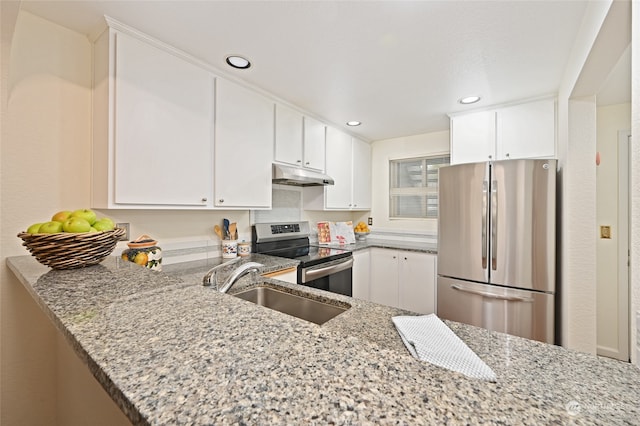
xmin=232 ymin=285 xmax=350 ymax=325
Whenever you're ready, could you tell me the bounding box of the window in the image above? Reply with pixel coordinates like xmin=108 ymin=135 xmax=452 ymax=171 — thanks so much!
xmin=389 ymin=155 xmax=450 ymax=219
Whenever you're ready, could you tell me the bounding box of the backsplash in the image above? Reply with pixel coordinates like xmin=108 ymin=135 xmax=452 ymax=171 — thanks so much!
xmin=251 ymin=184 xmax=302 ymax=224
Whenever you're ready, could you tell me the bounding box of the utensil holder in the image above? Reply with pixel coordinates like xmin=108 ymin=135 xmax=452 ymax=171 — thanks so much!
xmin=222 ymin=240 xmax=238 ymax=258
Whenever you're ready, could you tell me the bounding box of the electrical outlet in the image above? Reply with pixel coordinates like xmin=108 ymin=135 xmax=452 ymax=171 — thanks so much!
xmin=368 ymin=217 xmax=373 ymax=226
xmin=600 ymin=225 xmax=611 ymax=239
xmin=116 ymin=223 xmax=130 ymax=241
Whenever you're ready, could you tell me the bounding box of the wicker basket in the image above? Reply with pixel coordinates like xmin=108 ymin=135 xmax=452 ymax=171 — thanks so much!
xmin=17 ymin=228 xmax=126 ymax=270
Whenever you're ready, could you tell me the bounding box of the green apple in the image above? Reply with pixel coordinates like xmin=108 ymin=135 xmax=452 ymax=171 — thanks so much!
xmin=89 ymin=227 xmax=98 ymax=233
xmin=51 ymin=210 xmax=72 ymax=223
xmin=93 ymin=218 xmax=115 ymax=232
xmin=39 ymin=221 xmax=63 ymax=234
xmin=70 ymin=209 xmax=97 ymax=225
xmin=62 ymin=217 xmax=91 ymax=233
xmin=26 ymin=223 xmax=43 ymax=234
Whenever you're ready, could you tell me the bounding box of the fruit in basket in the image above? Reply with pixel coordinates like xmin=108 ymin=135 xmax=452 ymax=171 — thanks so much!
xmin=62 ymin=217 xmax=92 ymax=233
xmin=51 ymin=210 xmax=72 ymax=223
xmin=354 ymin=221 xmax=370 ymax=233
xmin=70 ymin=209 xmax=97 ymax=225
xmin=23 ymin=208 xmax=116 ymax=234
xmin=38 ymin=221 xmax=64 ymax=234
xmin=26 ymin=223 xmax=43 ymax=234
xmin=93 ymin=217 xmax=115 ymax=231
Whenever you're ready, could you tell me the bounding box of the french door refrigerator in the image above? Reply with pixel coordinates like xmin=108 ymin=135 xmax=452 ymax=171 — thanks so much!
xmin=437 ymin=159 xmax=556 ymax=344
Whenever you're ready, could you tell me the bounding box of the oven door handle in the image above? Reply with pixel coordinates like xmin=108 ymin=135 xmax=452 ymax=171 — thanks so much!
xmin=302 ymin=258 xmax=354 ymax=283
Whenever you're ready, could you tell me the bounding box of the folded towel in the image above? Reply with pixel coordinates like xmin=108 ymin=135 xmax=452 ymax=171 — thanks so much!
xmin=392 ymin=314 xmax=497 ymax=382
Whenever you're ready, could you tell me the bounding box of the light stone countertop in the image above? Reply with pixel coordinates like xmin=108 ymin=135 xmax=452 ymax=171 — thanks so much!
xmin=7 ymin=254 xmax=640 ymax=425
xmin=319 ymin=238 xmax=438 ymax=254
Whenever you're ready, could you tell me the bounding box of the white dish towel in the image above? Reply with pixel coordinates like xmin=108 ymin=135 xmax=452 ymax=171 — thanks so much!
xmin=392 ymin=314 xmax=497 ymax=382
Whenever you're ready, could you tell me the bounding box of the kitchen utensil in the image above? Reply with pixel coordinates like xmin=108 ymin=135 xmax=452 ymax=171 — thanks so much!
xmin=214 ymin=225 xmax=223 ymax=239
xmin=229 ymin=222 xmax=237 ymax=240
xmin=223 ymin=218 xmax=230 ymax=239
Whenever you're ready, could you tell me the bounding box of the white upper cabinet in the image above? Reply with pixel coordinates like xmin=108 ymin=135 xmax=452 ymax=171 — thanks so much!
xmin=92 ymin=28 xmax=215 ymax=208
xmin=450 ymin=98 xmax=556 ymax=164
xmin=351 ymin=138 xmax=372 ymax=209
xmin=496 ymin=99 xmax=556 ymax=160
xmin=304 ymin=127 xmax=371 ymax=211
xmin=274 ymin=104 xmax=303 ymax=166
xmin=450 ymin=110 xmax=496 ymax=163
xmin=274 ymin=104 xmax=326 ymax=172
xmin=214 ymin=78 xmax=273 ymax=209
xmin=324 ymin=127 xmax=354 ymax=209
xmin=303 ymin=116 xmax=326 ymax=171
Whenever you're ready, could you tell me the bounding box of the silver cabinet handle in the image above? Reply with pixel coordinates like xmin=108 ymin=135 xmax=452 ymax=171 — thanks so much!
xmin=218 ymin=199 xmax=224 ymax=203
xmin=491 ymin=180 xmax=498 ymax=270
xmin=451 ymin=285 xmax=533 ymax=303
xmin=482 ymin=181 xmax=488 ymax=269
xmin=201 ymin=198 xmax=207 ymax=202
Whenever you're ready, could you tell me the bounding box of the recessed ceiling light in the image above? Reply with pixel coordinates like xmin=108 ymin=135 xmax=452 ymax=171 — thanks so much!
xmin=226 ymin=55 xmax=251 ymax=69
xmin=459 ymin=96 xmax=481 ymax=105
xmin=346 ymin=121 xmax=361 ymax=126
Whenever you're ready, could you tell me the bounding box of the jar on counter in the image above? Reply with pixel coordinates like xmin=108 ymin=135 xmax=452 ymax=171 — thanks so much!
xmin=237 ymin=241 xmax=251 ymax=257
xmin=121 ymin=235 xmax=162 ymax=270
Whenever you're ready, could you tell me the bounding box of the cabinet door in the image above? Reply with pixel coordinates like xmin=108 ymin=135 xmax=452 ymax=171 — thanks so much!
xmin=303 ymin=116 xmax=326 ymax=171
xmin=113 ymin=31 xmax=214 ymax=206
xmin=399 ymin=252 xmax=436 ymax=314
xmin=497 ymin=99 xmax=555 ymax=159
xmin=351 ymin=138 xmax=372 ymax=210
xmin=369 ymin=248 xmax=399 ymax=307
xmin=215 ymin=78 xmax=273 ymax=208
xmin=352 ymin=249 xmax=370 ymax=300
xmin=274 ymin=104 xmax=303 ymax=166
xmin=324 ymin=127 xmax=353 ymax=209
xmin=450 ymin=111 xmax=496 ymax=164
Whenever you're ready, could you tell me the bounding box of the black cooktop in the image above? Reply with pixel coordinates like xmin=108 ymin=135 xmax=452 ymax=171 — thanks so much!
xmin=252 ymin=237 xmax=351 ymax=268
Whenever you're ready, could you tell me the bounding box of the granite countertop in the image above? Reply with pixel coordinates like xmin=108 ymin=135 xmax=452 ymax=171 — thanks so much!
xmin=320 ymin=238 xmax=438 ymax=254
xmin=8 ymin=255 xmax=640 ymax=425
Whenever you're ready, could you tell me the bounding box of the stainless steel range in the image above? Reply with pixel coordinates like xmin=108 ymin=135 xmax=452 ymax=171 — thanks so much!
xmin=252 ymin=222 xmax=353 ymax=296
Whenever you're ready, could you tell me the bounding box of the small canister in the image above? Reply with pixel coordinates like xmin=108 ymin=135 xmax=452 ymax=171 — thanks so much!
xmin=222 ymin=240 xmax=238 ymax=258
xmin=237 ymin=241 xmax=251 ymax=257
xmin=121 ymin=235 xmax=162 ymax=271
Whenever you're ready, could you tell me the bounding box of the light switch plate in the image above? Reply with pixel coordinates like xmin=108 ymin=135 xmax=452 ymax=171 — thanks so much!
xmin=116 ymin=223 xmax=130 ymax=241
xmin=600 ymin=225 xmax=611 ymax=239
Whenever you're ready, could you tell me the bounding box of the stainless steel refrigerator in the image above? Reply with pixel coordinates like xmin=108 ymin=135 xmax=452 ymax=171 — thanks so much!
xmin=437 ymin=159 xmax=556 ymax=344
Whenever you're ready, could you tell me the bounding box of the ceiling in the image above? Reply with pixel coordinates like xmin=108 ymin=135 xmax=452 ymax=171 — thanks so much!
xmin=18 ymin=1 xmax=628 ymax=142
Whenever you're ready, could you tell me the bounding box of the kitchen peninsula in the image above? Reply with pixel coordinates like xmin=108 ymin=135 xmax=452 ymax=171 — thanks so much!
xmin=7 ymin=256 xmax=639 ymax=425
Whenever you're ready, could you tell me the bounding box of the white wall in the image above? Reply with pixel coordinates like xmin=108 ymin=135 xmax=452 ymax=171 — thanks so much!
xmin=596 ymin=103 xmax=631 ymax=357
xmin=369 ymin=130 xmax=449 ymax=232
xmin=630 ymin=0 xmax=640 ymax=365
xmin=556 ymin=0 xmax=614 ymax=354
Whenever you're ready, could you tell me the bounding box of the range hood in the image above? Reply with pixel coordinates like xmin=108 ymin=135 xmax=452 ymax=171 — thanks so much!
xmin=272 ymin=163 xmax=335 ymax=187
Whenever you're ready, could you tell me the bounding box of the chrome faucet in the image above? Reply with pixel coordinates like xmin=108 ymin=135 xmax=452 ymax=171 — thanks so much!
xmin=203 ymin=260 xmax=264 ymax=293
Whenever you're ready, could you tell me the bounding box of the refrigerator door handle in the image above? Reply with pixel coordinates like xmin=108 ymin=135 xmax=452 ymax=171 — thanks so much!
xmin=482 ymin=181 xmax=488 ymax=269
xmin=491 ymin=179 xmax=498 ymax=270
xmin=451 ymin=284 xmax=534 ymax=303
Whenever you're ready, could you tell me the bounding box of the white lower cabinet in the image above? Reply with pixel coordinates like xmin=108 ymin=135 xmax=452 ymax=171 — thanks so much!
xmin=352 ymin=249 xmax=371 ymax=300
xmin=369 ymin=248 xmax=436 ymax=314
xmin=262 ymin=267 xmax=297 ymax=284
